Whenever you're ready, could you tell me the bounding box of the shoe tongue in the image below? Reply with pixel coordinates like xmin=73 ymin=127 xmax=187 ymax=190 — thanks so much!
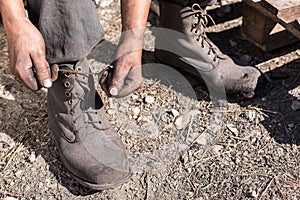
xmin=58 ymin=63 xmax=75 ymax=71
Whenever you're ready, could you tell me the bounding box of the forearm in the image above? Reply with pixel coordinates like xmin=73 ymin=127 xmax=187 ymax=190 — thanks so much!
xmin=119 ymin=0 xmax=151 ymax=55
xmin=0 ymin=0 xmax=28 ymax=29
xmin=121 ymin=0 xmax=151 ymax=31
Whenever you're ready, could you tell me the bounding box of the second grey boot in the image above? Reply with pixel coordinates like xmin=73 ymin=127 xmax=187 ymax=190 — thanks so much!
xmin=155 ymin=0 xmax=262 ymax=99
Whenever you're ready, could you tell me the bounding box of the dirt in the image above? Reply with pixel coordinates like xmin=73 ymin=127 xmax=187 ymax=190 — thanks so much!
xmin=0 ymin=0 xmax=299 ymax=199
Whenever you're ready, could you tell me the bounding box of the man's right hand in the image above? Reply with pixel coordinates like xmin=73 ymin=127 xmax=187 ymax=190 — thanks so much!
xmin=0 ymin=0 xmax=57 ymax=91
xmin=7 ymin=19 xmax=55 ymax=91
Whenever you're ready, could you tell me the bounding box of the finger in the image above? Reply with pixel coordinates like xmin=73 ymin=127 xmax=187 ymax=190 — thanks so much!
xmin=19 ymin=65 xmax=39 ymax=91
xmin=109 ymin=65 xmax=128 ymax=97
xmin=31 ymin=53 xmax=52 ymax=88
xmin=50 ymin=64 xmax=59 ymax=82
xmin=99 ymin=67 xmax=112 ymax=97
xmin=11 ymin=57 xmax=39 ymax=91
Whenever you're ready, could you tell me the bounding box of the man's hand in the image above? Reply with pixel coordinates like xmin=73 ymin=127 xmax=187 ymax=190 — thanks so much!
xmin=0 ymin=0 xmax=57 ymax=91
xmin=100 ymin=49 xmax=142 ymax=98
xmin=7 ymin=19 xmax=56 ymax=90
xmin=99 ymin=0 xmax=151 ymax=97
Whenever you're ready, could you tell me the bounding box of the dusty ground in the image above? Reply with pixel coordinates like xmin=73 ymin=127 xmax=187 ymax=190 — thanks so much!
xmin=0 ymin=0 xmax=299 ymax=199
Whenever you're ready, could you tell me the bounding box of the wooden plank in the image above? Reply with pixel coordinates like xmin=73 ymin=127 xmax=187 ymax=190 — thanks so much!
xmin=243 ymin=0 xmax=300 ymax=39
xmin=261 ymin=0 xmax=300 ymax=17
xmin=242 ymin=4 xmax=299 ymax=51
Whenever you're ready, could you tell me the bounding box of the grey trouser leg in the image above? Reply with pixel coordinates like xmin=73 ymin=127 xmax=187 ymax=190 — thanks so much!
xmin=27 ymin=0 xmax=104 ymax=64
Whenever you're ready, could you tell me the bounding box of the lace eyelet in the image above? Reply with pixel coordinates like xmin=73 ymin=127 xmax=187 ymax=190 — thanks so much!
xmin=76 ymin=66 xmax=82 ymax=72
xmin=99 ymin=121 xmax=102 ymax=124
xmin=64 ymin=81 xmax=71 ymax=88
xmin=64 ymin=72 xmax=71 ymax=78
xmin=193 ymin=13 xmax=199 ymax=18
xmin=65 ymin=92 xmax=71 ymax=97
xmin=68 ymin=99 xmax=73 ymax=105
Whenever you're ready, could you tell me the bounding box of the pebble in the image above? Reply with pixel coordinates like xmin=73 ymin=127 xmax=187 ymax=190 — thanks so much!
xmin=171 ymin=109 xmax=180 ymax=118
xmin=291 ymin=100 xmax=300 ymax=111
xmin=229 ymin=39 xmax=237 ymax=47
xmin=131 ymin=94 xmax=139 ymax=100
xmin=174 ymin=116 xmax=184 ymax=129
xmin=240 ymin=54 xmax=252 ymax=64
xmin=244 ymin=110 xmax=256 ymax=121
xmin=144 ymin=95 xmax=155 ymax=104
xmin=248 ymin=190 xmax=258 ymax=198
xmin=126 ymin=129 xmax=134 ymax=134
xmin=196 ymin=134 xmax=207 ymax=145
xmin=131 ymin=107 xmax=140 ymax=117
xmin=29 ymin=152 xmax=36 ymax=163
xmin=211 ymin=145 xmax=223 ymax=156
xmin=4 ymin=197 xmax=18 ymax=200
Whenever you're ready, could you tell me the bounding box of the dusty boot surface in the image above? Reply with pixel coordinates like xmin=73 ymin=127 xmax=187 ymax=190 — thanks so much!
xmin=155 ymin=0 xmax=263 ymax=99
xmin=47 ymin=59 xmax=132 ymax=190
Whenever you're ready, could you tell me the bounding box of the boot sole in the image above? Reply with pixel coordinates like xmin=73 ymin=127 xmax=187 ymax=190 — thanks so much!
xmin=60 ymin=154 xmax=133 ymax=190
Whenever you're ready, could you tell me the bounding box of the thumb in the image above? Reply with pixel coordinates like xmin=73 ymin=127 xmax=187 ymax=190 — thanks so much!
xmin=109 ymin=67 xmax=127 ymax=96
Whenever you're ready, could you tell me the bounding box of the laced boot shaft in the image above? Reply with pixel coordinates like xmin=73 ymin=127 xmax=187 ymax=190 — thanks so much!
xmin=47 ymin=59 xmax=132 ymax=190
xmin=155 ymin=1 xmax=263 ymax=98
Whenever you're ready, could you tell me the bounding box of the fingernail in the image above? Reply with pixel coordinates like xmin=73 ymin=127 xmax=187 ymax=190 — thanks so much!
xmin=110 ymin=87 xmax=119 ymax=96
xmin=43 ymin=79 xmax=52 ymax=88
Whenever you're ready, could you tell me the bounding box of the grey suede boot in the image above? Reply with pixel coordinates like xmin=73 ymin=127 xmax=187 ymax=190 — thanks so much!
xmin=155 ymin=0 xmax=262 ymax=98
xmin=47 ymin=59 xmax=132 ymax=190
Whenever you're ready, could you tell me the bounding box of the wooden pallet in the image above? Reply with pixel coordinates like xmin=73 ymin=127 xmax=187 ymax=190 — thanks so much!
xmin=242 ymin=0 xmax=300 ymax=51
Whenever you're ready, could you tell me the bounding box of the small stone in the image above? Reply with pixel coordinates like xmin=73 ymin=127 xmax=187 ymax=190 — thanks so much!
xmin=171 ymin=109 xmax=180 ymax=118
xmin=29 ymin=152 xmax=36 ymax=163
xmin=212 ymin=145 xmax=223 ymax=156
xmin=99 ymin=0 xmax=114 ymax=7
xmin=181 ymin=154 xmax=188 ymax=165
xmin=291 ymin=100 xmax=300 ymax=111
xmin=126 ymin=129 xmax=134 ymax=134
xmin=161 ymin=114 xmax=168 ymax=122
xmin=4 ymin=197 xmax=18 ymax=200
xmin=144 ymin=95 xmax=155 ymax=104
xmin=106 ymin=109 xmax=115 ymax=115
xmin=244 ymin=110 xmax=256 ymax=121
xmin=174 ymin=116 xmax=184 ymax=129
xmin=131 ymin=94 xmax=139 ymax=100
xmin=235 ymin=158 xmax=241 ymax=165
xmin=240 ymin=55 xmax=252 ymax=64
xmin=229 ymin=39 xmax=237 ymax=47
xmin=15 ymin=170 xmax=22 ymax=177
xmin=131 ymin=107 xmax=140 ymax=117
xmin=248 ymin=190 xmax=258 ymax=198
xmin=187 ymin=168 xmax=192 ymax=173
xmin=196 ymin=134 xmax=207 ymax=145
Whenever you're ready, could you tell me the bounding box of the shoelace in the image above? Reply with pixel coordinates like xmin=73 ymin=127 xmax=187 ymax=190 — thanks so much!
xmin=191 ymin=3 xmax=220 ymax=61
xmin=61 ymin=67 xmax=102 ymax=135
